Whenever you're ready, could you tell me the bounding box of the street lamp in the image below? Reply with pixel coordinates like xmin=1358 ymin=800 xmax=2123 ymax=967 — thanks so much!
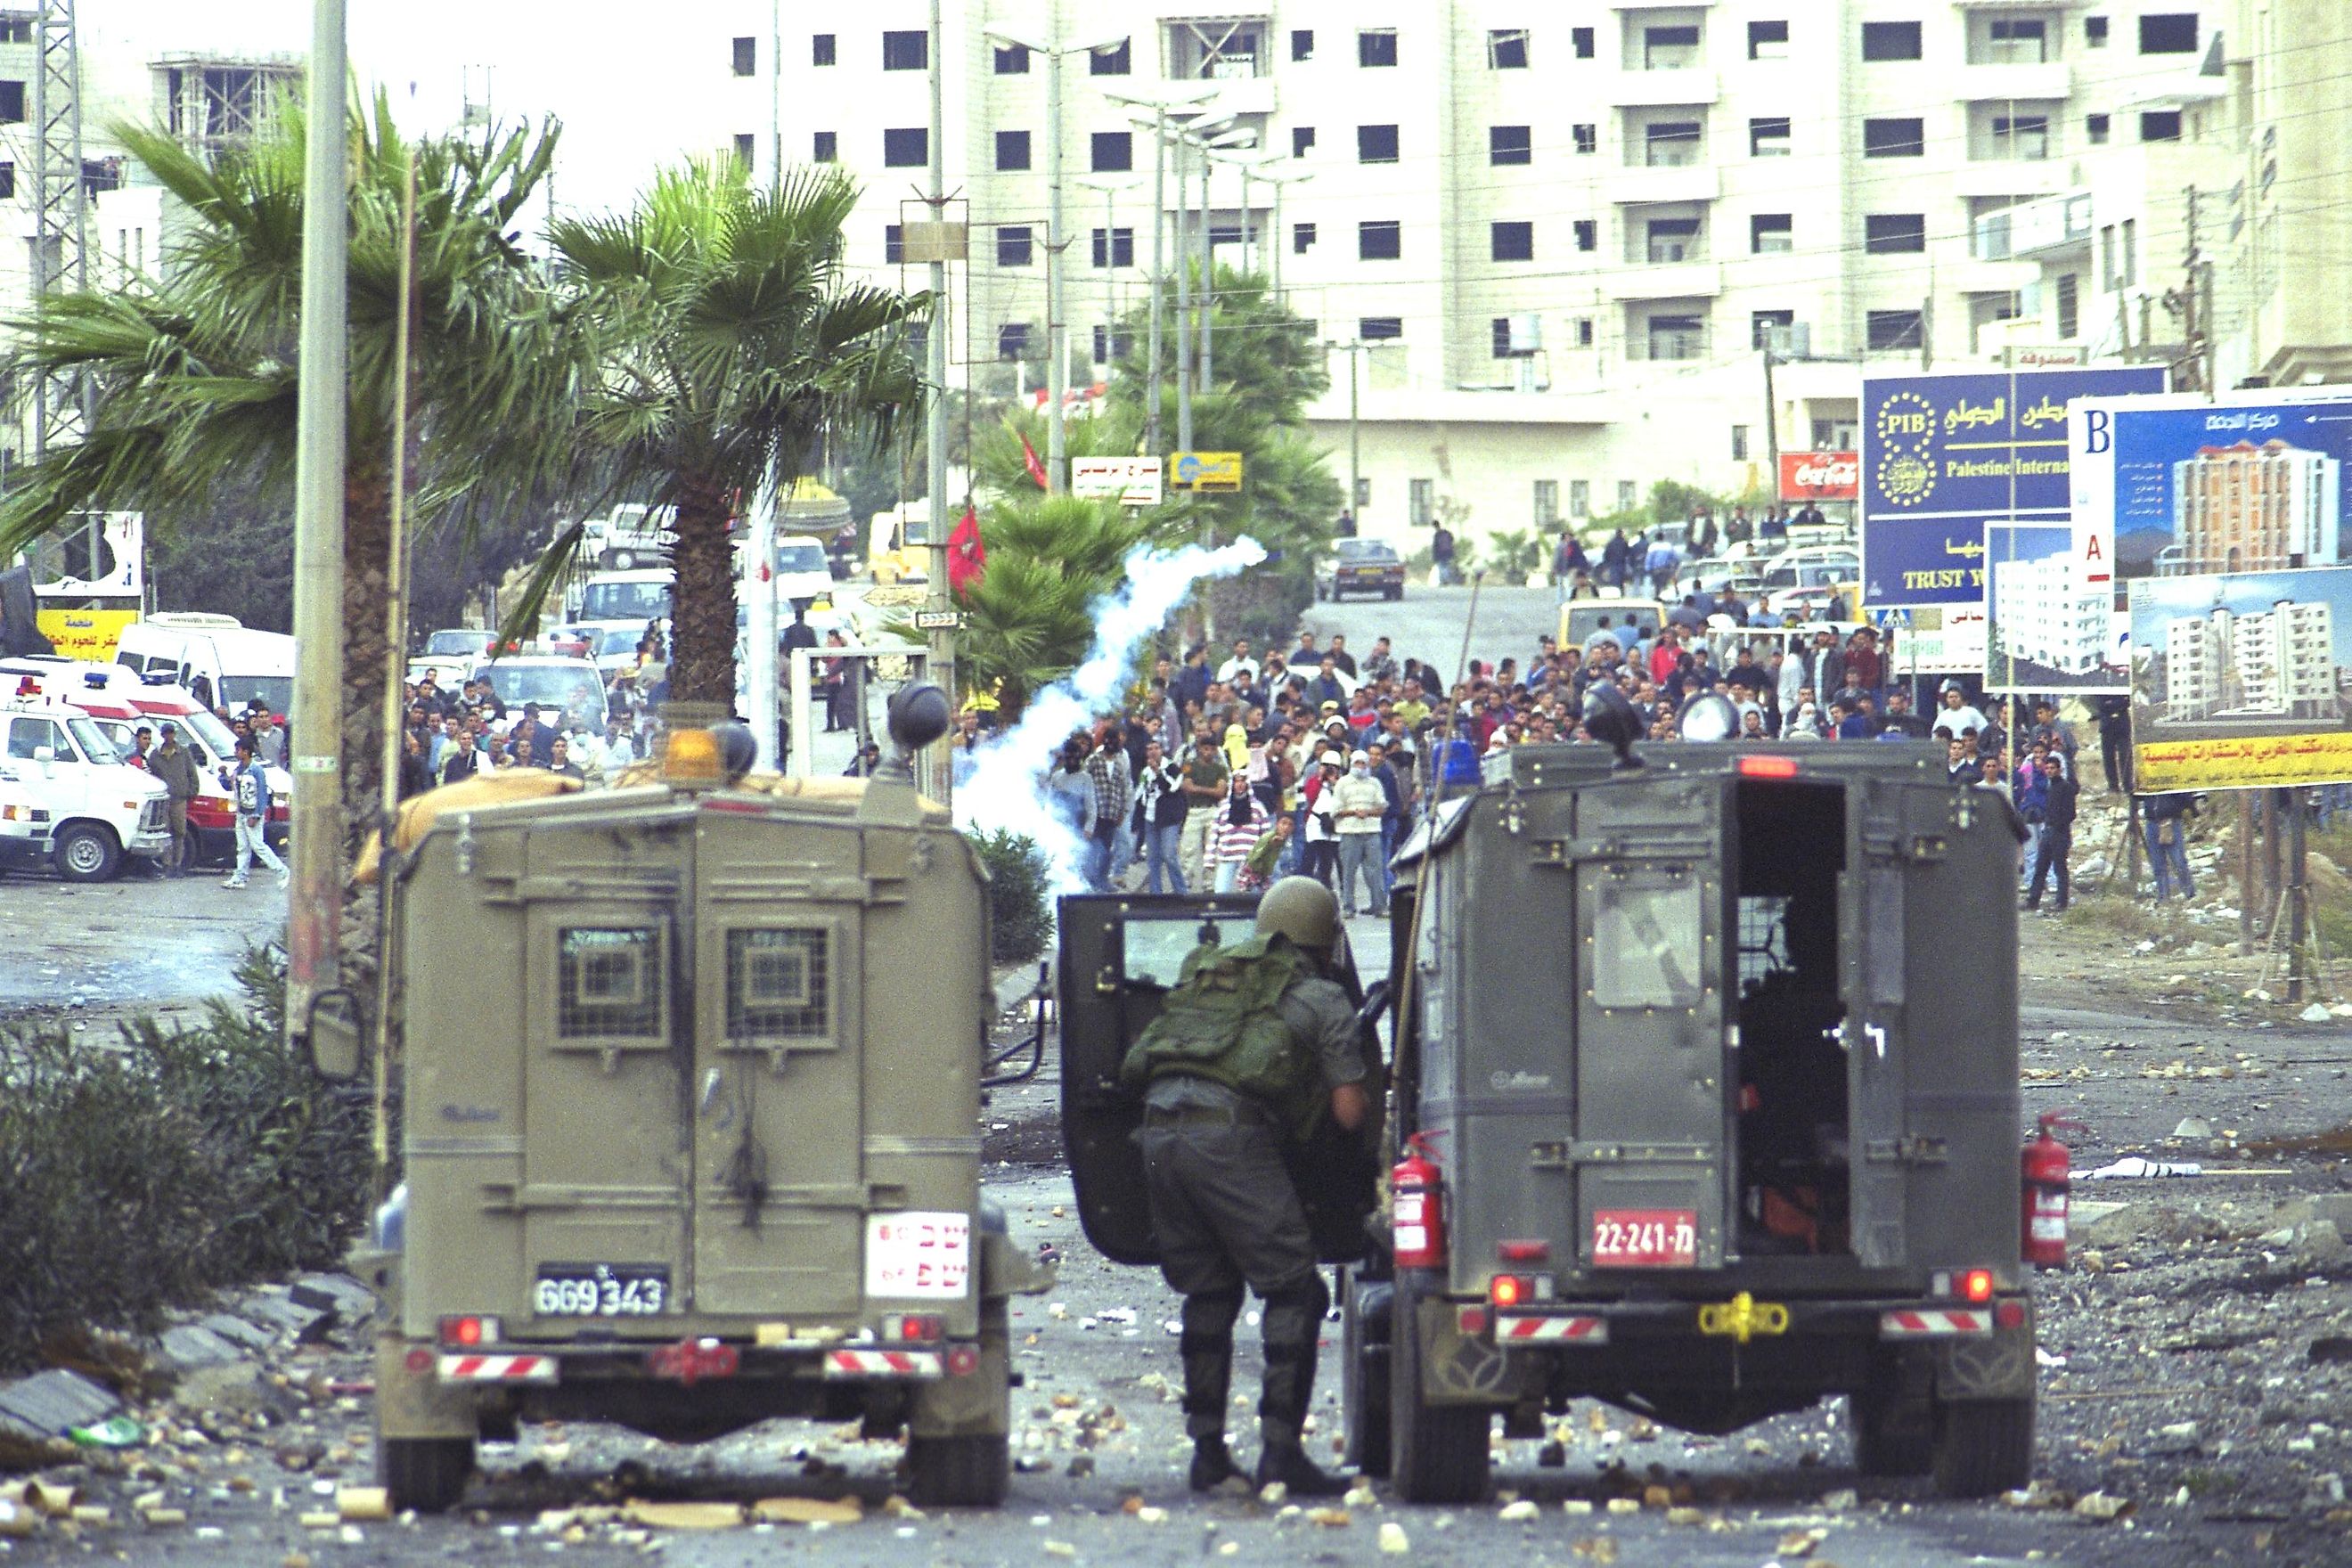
xmin=1103 ymin=83 xmax=1220 ymax=457
xmin=1256 ymin=165 xmax=1313 ymax=299
xmin=986 ymin=25 xmax=1129 ymax=495
xmin=1073 ymin=175 xmax=1139 ymax=378
xmin=1187 ymin=127 xmax=1254 ymax=396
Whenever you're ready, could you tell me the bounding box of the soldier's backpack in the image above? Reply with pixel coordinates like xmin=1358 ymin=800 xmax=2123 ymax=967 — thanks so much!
xmin=1120 ymin=935 xmax=1324 ymax=1138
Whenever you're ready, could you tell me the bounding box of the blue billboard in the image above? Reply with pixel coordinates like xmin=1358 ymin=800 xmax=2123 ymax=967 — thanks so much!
xmin=1861 ymin=366 xmax=2166 ymax=609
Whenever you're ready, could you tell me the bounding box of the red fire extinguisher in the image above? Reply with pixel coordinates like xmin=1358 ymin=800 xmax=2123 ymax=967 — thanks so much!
xmin=2021 ymin=1113 xmax=2087 ymax=1270
xmin=1392 ymin=1133 xmax=1446 ymax=1270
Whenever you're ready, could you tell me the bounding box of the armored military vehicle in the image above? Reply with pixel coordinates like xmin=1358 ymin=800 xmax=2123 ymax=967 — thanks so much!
xmin=314 ymin=691 xmax=1049 ymax=1513
xmin=1346 ymin=693 xmax=2038 ymax=1502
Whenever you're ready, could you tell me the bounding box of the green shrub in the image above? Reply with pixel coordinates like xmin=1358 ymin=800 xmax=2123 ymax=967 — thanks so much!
xmin=0 ymin=950 xmax=372 ymax=1373
xmin=969 ymin=828 xmax=1053 ymax=966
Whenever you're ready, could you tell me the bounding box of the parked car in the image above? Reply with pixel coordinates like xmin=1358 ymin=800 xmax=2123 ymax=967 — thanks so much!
xmin=0 ymin=690 xmax=170 ymax=880
xmin=1317 ymin=539 xmax=1406 ymax=602
xmin=114 ymin=613 xmax=297 ymax=717
xmin=469 ymin=655 xmax=609 ymax=729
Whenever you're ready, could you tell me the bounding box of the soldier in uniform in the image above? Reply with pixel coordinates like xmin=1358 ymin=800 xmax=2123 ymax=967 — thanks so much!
xmin=1128 ymin=877 xmax=1370 ymax=1495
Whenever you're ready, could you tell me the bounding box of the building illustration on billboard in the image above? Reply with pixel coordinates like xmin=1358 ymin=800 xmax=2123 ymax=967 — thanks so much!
xmin=1993 ymin=551 xmax=2111 ymax=676
xmin=2161 ymin=599 xmax=2336 ymax=721
xmin=2161 ymin=438 xmax=2343 ymax=576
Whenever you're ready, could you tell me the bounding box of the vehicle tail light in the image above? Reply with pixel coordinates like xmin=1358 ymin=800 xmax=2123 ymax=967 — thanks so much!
xmin=1960 ymin=1268 xmax=1996 ymax=1303
xmin=437 ymin=1314 xmax=499 ymax=1347
xmin=1736 ymin=755 xmax=1800 ymax=779
xmin=944 ymin=1343 xmax=982 ymax=1377
xmin=1489 ymin=1275 xmax=1530 ymax=1310
xmin=1498 ymin=1239 xmax=1550 ymax=1263
xmin=883 ymin=1314 xmax=944 ymax=1343
xmin=404 ymin=1347 xmax=433 ymax=1374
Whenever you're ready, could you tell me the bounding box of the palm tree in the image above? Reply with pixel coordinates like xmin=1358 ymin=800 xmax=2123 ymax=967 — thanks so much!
xmin=934 ymin=494 xmax=1150 ymax=720
xmin=0 ymin=97 xmax=566 ymax=866
xmin=550 ymin=161 xmax=927 ymax=706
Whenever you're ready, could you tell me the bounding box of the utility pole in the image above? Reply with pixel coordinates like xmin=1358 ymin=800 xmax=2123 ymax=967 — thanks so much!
xmin=286 ymin=0 xmax=348 ymax=1037
xmin=924 ymin=0 xmax=954 ymax=800
xmin=1173 ymin=134 xmax=1193 ymax=453
xmin=1760 ymin=343 xmax=1781 ymax=481
xmin=29 ymin=0 xmax=90 ymax=464
xmin=1074 ymin=176 xmax=1135 ymax=379
xmin=1328 ymin=339 xmax=1364 ymax=524
xmin=1197 ymin=143 xmax=1214 ymax=396
xmin=1263 ymin=166 xmax=1311 ymax=300
xmin=1043 ymin=11 xmax=1066 ymax=495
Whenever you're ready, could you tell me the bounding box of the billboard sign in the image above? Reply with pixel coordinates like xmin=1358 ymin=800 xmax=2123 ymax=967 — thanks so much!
xmin=2127 ymin=564 xmax=2352 ymax=791
xmin=1778 ymin=451 xmax=1858 ymax=502
xmin=33 ymin=608 xmax=138 ymax=664
xmin=2069 ymin=389 xmax=2352 ymax=594
xmin=1861 ymin=366 xmax=2164 ymax=609
xmin=1170 ymin=451 xmax=1243 ymax=492
xmin=1070 ymin=455 xmax=1164 ymax=506
xmin=1982 ymin=523 xmax=2126 ymax=696
xmin=1876 ymin=606 xmax=1987 ymax=674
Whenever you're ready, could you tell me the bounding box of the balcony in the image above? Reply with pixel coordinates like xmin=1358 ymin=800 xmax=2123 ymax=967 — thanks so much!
xmin=1605 ymin=259 xmax=1722 ymax=300
xmin=1174 ymin=75 xmax=1277 ymax=118
xmin=1957 ymin=61 xmax=2072 ymax=100
xmin=1973 ymin=189 xmax=2095 ymax=259
xmin=1608 ymin=161 xmax=1719 ymax=204
xmin=1949 ymin=159 xmax=2071 ymax=200
xmin=1947 ymin=257 xmax=2043 ymax=294
xmin=1606 ymin=69 xmax=1719 ymax=108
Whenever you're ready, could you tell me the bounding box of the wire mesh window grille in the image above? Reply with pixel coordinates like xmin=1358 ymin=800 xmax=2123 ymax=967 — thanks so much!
xmin=729 ymin=928 xmax=830 ymax=1039
xmin=559 ymin=928 xmax=662 ymax=1038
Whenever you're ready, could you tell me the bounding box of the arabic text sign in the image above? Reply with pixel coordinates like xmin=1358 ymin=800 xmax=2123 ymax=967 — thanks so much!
xmin=1861 ymin=366 xmax=2164 ymax=609
xmin=1777 ymin=452 xmax=1858 ymax=502
xmin=2127 ymin=563 xmax=2352 ymax=791
xmin=1070 ymin=455 xmax=1164 ymax=506
xmin=34 ymin=608 xmax=138 ymax=663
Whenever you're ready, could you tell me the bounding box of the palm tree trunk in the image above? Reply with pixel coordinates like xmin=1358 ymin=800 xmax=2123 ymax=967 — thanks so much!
xmin=339 ymin=464 xmax=393 ymax=862
xmin=666 ymin=480 xmax=739 ymax=706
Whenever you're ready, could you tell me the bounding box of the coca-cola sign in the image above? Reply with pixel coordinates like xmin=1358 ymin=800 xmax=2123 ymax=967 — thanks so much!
xmin=1779 ymin=451 xmax=1858 ymax=501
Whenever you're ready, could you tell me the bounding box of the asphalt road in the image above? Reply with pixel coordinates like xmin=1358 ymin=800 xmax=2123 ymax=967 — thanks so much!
xmin=0 ymin=862 xmax=284 ymax=1028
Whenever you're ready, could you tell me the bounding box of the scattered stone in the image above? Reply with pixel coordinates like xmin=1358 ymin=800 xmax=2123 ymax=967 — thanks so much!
xmin=1377 ymin=1520 xmax=1410 ymax=1555
xmin=624 ymin=1499 xmax=745 ymax=1530
xmin=2170 ymin=1116 xmax=2214 ymax=1139
xmin=1308 ymin=1507 xmax=1351 ymax=1527
xmin=2300 ymin=1003 xmax=2332 ymax=1024
xmin=1821 ymin=1489 xmax=1858 ymax=1513
xmin=2073 ymin=1491 xmax=2133 ymax=1522
xmin=0 ymin=1369 xmax=122 ymax=1438
xmin=1665 ymin=1506 xmax=1704 ymax=1525
xmin=1605 ymin=1497 xmax=1640 ymax=1515
xmin=152 ymin=1326 xmax=242 ymax=1374
xmin=287 ymin=1276 xmax=376 ymax=1327
xmin=176 ymin=1363 xmax=271 ymax=1417
xmin=1134 ymin=1505 xmax=1168 ymax=1524
xmin=337 ymin=1487 xmax=391 ymax=1522
xmin=1499 ymin=1499 xmax=1539 ymax=1521
xmin=1779 ymin=1527 xmax=1826 ymax=1556
xmin=750 ymin=1497 xmax=861 ymax=1526
xmin=1343 ymin=1482 xmax=1376 ymax=1507
xmin=198 ymin=1314 xmax=277 ymax=1353
xmin=1571 ymin=1538 xmax=1620 ymax=1563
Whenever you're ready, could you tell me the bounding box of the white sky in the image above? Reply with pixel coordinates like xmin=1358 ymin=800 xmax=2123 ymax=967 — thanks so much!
xmin=86 ymin=0 xmax=723 ymax=220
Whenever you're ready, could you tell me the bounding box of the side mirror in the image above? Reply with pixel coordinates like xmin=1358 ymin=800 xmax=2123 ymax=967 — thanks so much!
xmin=306 ymin=988 xmax=367 ymax=1082
xmin=31 ymin=746 xmax=53 ymax=764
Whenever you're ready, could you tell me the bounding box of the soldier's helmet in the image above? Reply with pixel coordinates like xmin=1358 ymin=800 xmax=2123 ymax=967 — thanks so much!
xmin=1255 ymin=876 xmax=1340 ymax=953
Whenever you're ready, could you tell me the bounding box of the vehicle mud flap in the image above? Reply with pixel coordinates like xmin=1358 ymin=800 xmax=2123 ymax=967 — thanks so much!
xmin=911 ymin=1234 xmax=1041 ymax=1441
xmin=1936 ymin=1300 xmax=2036 ymax=1402
xmin=374 ymin=1335 xmax=478 ymax=1441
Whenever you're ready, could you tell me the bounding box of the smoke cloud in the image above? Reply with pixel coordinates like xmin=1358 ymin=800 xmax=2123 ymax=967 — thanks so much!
xmin=956 ymin=537 xmax=1269 ymax=891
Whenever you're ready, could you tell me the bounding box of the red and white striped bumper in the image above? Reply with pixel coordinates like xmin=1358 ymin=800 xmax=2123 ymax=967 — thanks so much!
xmin=1496 ymin=1313 xmax=1609 ymax=1344
xmin=822 ymin=1349 xmax=943 ymax=1379
xmin=1880 ymin=1309 xmax=1993 ymax=1338
xmin=437 ymin=1353 xmax=559 ymax=1383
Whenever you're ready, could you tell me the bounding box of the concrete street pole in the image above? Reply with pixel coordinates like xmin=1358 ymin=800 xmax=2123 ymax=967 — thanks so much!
xmin=747 ymin=476 xmax=779 ymax=769
xmin=1146 ymin=111 xmax=1165 ymax=453
xmin=1043 ymin=9 xmax=1067 ymax=495
xmin=1173 ymin=134 xmax=1192 ymax=453
xmin=286 ymin=0 xmax=347 ymax=1038
xmin=1197 ymin=145 xmax=1213 ymax=395
xmin=925 ymin=0 xmax=953 ymax=801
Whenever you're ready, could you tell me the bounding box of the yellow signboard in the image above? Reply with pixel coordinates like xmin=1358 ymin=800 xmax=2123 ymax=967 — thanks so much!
xmin=36 ymin=608 xmax=138 ymax=664
xmin=2134 ymin=731 xmax=2352 ymax=793
xmin=1170 ymin=451 xmax=1243 ymax=492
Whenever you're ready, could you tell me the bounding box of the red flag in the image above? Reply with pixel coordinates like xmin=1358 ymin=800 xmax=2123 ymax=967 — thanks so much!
xmin=1018 ymin=431 xmax=1049 ymax=491
xmin=947 ymin=504 xmax=986 ymax=598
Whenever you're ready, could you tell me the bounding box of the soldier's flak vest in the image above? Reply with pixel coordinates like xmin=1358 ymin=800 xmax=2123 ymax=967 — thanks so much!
xmin=1121 ymin=935 xmax=1326 ymax=1139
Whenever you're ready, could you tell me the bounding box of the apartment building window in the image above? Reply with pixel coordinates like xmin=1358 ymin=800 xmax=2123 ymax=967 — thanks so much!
xmin=1861 ymin=21 xmax=1922 ymax=61
xmin=1752 ymin=214 xmax=1793 ymax=254
xmin=1992 ymin=114 xmax=2051 ymax=160
xmin=1864 ymin=118 xmax=1923 ymax=158
xmin=2056 ymin=272 xmax=2079 ymax=338
xmin=881 ymin=30 xmax=927 ymax=70
xmin=1865 ymin=214 xmax=1927 ymax=253
xmin=2099 ymin=225 xmax=2117 ymax=288
xmin=1090 ymin=228 xmax=1135 ymax=267
xmin=1492 ymin=222 xmax=1534 ymax=262
xmin=1293 ymin=127 xmax=1316 ymax=156
xmin=1731 ymin=425 xmax=1751 ymax=461
xmin=1814 ymin=419 xmax=1858 ymax=449
xmin=2119 ymin=217 xmax=2136 ymax=284
xmin=812 ymin=131 xmax=837 ymax=163
xmin=1570 ymin=317 xmax=1593 ymax=347
xmin=995 ymin=130 xmax=1031 ymax=170
xmin=1573 ymin=123 xmax=1597 ymax=155
xmin=1355 ymin=478 xmax=1372 ymax=509
xmin=1750 ymin=118 xmax=1790 ymax=158
xmin=1647 ymin=216 xmax=1700 ymax=263
xmin=997 ymin=226 xmax=1034 ymax=268
xmin=2085 ymin=16 xmax=2110 ymax=48
xmin=1752 ymin=308 xmax=1795 ymax=348
xmin=1618 ymin=480 xmax=1638 ymax=510
xmin=1409 ymin=478 xmax=1435 ymax=526
xmin=1490 ymin=125 xmax=1531 ymax=166
xmin=1572 ymin=27 xmax=1596 ymax=60
xmin=1208 ymin=223 xmax=1248 ymax=248
xmin=0 ymin=163 xmax=17 ymax=200
xmin=1360 ymin=29 xmax=1397 ymax=67
xmin=884 ymin=127 xmax=927 ymax=167
xmin=1294 ymin=222 xmax=1317 ymax=254
xmin=1866 ymin=308 xmax=1923 ymax=350
xmin=1490 ymin=318 xmax=1515 ymax=358
xmin=0 ymin=18 xmax=29 ymax=42
xmin=1092 ymin=132 xmax=1133 ymax=172
xmin=1534 ymin=480 xmax=1561 ymax=525
xmin=1984 ymin=20 xmax=2048 ymax=64
xmin=1359 ymin=125 xmax=1400 ymax=163
xmin=1570 ymin=479 xmax=1590 ymax=517
xmin=1648 ymin=314 xmax=1705 ymax=360
xmin=1359 ymin=220 xmax=1401 ymax=260
xmin=1574 ymin=219 xmax=1597 ymax=251
xmin=1749 ymin=20 xmax=1789 ymax=61
xmin=1292 ymin=29 xmax=1313 ymax=61
xmin=813 ymin=33 xmax=836 ymax=66
xmin=1647 ymin=121 xmax=1702 ymax=166
xmin=1091 ymin=325 xmax=1134 ymax=363
xmin=994 ymin=44 xmax=1030 ymax=74
xmin=2087 ymin=112 xmax=2111 ymax=144
xmin=732 ymin=134 xmax=755 ymax=169
xmin=884 ymin=225 xmax=903 ymax=263
xmin=731 ymin=37 xmax=756 ymax=76
xmin=2140 ymin=13 xmax=2198 ymax=53
xmin=1489 ymin=29 xmax=1530 ymax=69
xmin=0 ymin=80 xmax=24 ymax=124
xmin=1644 ymin=26 xmax=1700 ymax=69
xmin=998 ymin=323 xmax=1032 ymax=361
xmin=2141 ymin=110 xmax=2182 ymax=142
xmin=1090 ymin=38 xmax=1131 ymax=75
xmin=1360 ymin=316 xmax=1404 ymax=339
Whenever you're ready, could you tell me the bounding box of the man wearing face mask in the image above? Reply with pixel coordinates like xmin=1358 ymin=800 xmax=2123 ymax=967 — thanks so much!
xmin=1327 ymin=749 xmax=1391 ymax=919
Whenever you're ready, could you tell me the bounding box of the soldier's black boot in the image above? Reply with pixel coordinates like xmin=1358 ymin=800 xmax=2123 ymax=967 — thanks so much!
xmin=1180 ymin=1288 xmax=1245 ymax=1492
xmin=1256 ymin=1273 xmax=1346 ymax=1497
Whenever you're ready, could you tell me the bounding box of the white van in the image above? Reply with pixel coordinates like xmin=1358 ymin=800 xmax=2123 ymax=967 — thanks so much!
xmin=0 ymin=694 xmax=171 ymax=880
xmin=114 ymin=613 xmax=298 ymax=716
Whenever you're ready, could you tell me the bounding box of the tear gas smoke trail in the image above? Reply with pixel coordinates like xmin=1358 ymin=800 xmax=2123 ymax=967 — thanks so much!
xmin=957 ymin=537 xmax=1270 ymax=892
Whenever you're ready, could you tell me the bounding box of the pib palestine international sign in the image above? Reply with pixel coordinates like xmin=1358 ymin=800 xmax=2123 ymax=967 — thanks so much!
xmin=1860 ymin=366 xmax=2164 ymax=610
